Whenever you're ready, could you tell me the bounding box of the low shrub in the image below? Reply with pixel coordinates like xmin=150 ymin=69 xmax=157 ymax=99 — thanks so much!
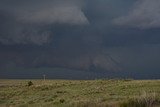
xmin=59 ymin=99 xmax=65 ymax=103
xmin=27 ymin=81 xmax=33 ymax=87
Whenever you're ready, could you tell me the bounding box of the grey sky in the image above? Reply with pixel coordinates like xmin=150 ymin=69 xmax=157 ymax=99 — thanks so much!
xmin=0 ymin=0 xmax=160 ymax=79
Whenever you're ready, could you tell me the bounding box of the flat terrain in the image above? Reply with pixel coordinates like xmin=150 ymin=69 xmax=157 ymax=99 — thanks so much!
xmin=0 ymin=79 xmax=160 ymax=107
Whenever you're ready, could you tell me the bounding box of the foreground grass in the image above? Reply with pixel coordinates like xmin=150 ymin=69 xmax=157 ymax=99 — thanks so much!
xmin=0 ymin=79 xmax=160 ymax=107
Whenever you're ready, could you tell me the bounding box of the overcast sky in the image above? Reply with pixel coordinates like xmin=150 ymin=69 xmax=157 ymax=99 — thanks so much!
xmin=0 ymin=0 xmax=160 ymax=79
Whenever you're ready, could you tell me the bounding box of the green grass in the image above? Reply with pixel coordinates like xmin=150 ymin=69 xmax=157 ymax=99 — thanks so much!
xmin=0 ymin=79 xmax=160 ymax=107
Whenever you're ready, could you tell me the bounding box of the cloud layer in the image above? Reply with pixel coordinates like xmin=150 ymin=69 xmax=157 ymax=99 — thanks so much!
xmin=0 ymin=0 xmax=88 ymax=45
xmin=16 ymin=0 xmax=88 ymax=25
xmin=0 ymin=0 xmax=160 ymax=78
xmin=113 ymin=0 xmax=160 ymax=29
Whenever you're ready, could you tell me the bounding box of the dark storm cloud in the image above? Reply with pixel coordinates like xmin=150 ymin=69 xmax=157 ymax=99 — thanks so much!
xmin=0 ymin=0 xmax=160 ymax=79
xmin=1 ymin=0 xmax=160 ymax=46
xmin=0 ymin=0 xmax=88 ymax=45
xmin=1 ymin=0 xmax=159 ymax=46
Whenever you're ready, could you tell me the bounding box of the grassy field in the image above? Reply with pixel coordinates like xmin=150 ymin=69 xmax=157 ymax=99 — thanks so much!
xmin=0 ymin=79 xmax=160 ymax=107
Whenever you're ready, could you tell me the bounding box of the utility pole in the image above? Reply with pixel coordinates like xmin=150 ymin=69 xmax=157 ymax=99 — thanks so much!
xmin=43 ymin=74 xmax=46 ymax=81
